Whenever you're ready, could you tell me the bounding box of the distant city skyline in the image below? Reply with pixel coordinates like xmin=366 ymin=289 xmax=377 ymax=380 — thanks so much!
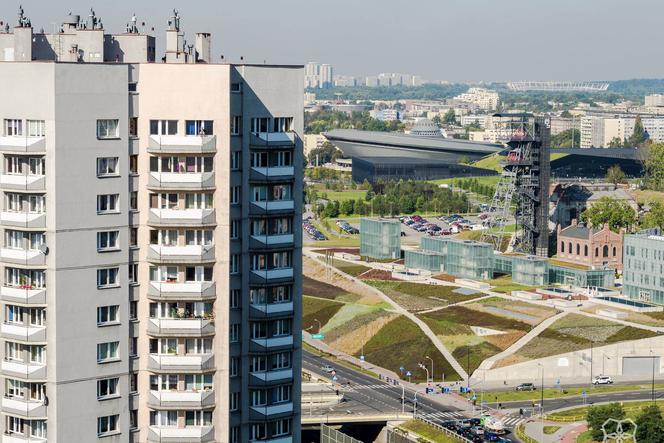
xmin=2 ymin=0 xmax=664 ymax=81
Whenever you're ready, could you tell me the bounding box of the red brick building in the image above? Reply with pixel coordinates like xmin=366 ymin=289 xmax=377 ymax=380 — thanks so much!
xmin=556 ymin=219 xmax=624 ymax=270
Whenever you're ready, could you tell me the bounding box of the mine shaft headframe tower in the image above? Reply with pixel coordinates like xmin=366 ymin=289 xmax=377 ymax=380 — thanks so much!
xmin=494 ymin=113 xmax=550 ymax=256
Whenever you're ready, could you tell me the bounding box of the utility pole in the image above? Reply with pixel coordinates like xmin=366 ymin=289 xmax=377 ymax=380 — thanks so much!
xmin=425 ymin=356 xmax=434 ymax=384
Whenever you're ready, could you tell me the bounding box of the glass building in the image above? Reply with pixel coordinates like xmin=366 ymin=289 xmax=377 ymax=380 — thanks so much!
xmin=441 ymin=239 xmax=493 ymax=280
xmin=359 ymin=218 xmax=401 ymax=259
xmin=623 ymin=229 xmax=664 ymax=304
xmin=404 ymin=250 xmax=444 ymax=272
xmin=511 ymin=255 xmax=548 ymax=286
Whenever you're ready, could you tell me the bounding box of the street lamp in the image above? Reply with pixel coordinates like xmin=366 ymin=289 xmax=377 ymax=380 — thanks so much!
xmin=425 ymin=355 xmax=434 ymax=384
xmin=651 ymin=349 xmax=656 ymax=403
xmin=538 ymin=363 xmax=545 ymax=443
xmin=313 ymin=318 xmax=322 ymax=333
xmin=418 ymin=362 xmax=430 ymax=386
xmin=602 ymin=353 xmax=610 ymax=375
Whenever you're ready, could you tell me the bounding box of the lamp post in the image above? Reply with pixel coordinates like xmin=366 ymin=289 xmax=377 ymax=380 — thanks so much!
xmin=538 ymin=363 xmax=544 ymax=443
xmin=425 ymin=355 xmax=434 ymax=384
xmin=418 ymin=362 xmax=429 ymax=386
xmin=466 ymin=345 xmax=471 ymax=390
xmin=651 ymin=349 xmax=656 ymax=403
xmin=400 ymin=384 xmax=405 ymax=414
xmin=590 ymin=340 xmax=594 ymax=383
xmin=313 ymin=318 xmax=322 ymax=333
xmin=602 ymin=353 xmax=610 ymax=375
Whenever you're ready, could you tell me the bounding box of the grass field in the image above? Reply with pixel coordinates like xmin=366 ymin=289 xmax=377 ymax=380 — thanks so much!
xmin=399 ymin=420 xmax=465 ymax=443
xmin=485 ymin=383 xmax=663 ymax=404
xmin=472 ymin=154 xmax=504 ymax=173
xmin=360 ymin=315 xmax=461 ymax=382
xmin=632 ymin=188 xmax=664 ymax=205
xmin=303 ymin=275 xmax=362 ymax=303
xmin=484 ymin=274 xmax=534 ymax=293
xmin=364 ymin=280 xmax=481 ymax=312
xmin=330 ymin=258 xmax=372 ymax=277
xmin=302 ymin=296 xmax=344 ymax=331
xmin=319 ymin=189 xmax=368 ymax=202
xmin=499 ymin=313 xmax=659 ymax=366
xmin=547 ymin=400 xmax=664 ymax=421
xmin=431 ymin=175 xmax=502 ymax=187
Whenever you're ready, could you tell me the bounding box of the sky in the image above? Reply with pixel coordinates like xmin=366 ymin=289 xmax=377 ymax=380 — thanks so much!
xmin=2 ymin=0 xmax=664 ymax=82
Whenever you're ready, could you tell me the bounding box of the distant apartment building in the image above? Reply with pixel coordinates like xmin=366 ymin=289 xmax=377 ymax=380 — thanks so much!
xmin=333 ymin=75 xmax=357 ymax=87
xmin=645 ymin=94 xmax=664 ymax=107
xmin=453 ymin=88 xmax=500 ymax=111
xmin=0 ymin=7 xmax=302 ymax=443
xmin=459 ymin=115 xmax=488 ymax=129
xmin=581 ymin=115 xmax=664 ymax=147
xmin=556 ymin=220 xmax=624 ymax=271
xmin=623 ymin=229 xmax=664 ymax=304
xmin=550 ymin=116 xmax=581 ymax=136
xmin=304 ymin=62 xmax=333 ymax=89
xmin=370 ymin=109 xmax=401 ymax=121
xmin=304 ymin=134 xmax=327 ymax=158
xmin=580 ymin=116 xmax=608 ymax=148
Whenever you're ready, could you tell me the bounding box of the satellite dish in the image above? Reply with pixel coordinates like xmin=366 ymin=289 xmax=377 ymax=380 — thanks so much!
xmin=38 ymin=244 xmax=49 ymax=255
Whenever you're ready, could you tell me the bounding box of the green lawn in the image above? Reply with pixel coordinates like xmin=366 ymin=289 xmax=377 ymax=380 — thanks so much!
xmin=472 ymin=154 xmax=504 ymax=173
xmin=484 ymin=274 xmax=534 ymax=293
xmin=330 ymin=258 xmax=372 ymax=277
xmin=365 ymin=280 xmax=480 ymax=312
xmin=302 ymin=296 xmax=344 ymax=331
xmin=543 ymin=425 xmax=560 ymax=435
xmin=319 ymin=189 xmax=367 ymax=202
xmin=360 ymin=316 xmax=461 ymax=382
xmin=547 ymin=400 xmax=664 ymax=422
xmin=304 ymin=237 xmax=360 ymax=248
xmin=399 ymin=420 xmax=465 ymax=442
xmin=485 ymin=383 xmax=662 ymax=404
xmin=303 ymin=275 xmax=362 ymax=303
xmin=431 ymin=175 xmax=502 ymax=187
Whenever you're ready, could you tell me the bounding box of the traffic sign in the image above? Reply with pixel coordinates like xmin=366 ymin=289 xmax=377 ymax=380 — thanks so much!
xmin=332 ymin=375 xmax=338 ymax=382
xmin=399 ymin=366 xmax=405 ymax=373
xmin=443 ymin=387 xmax=450 ymax=393
xmin=406 ymin=371 xmax=411 ymax=377
xmin=582 ymin=391 xmax=587 ymax=397
xmin=311 ymin=333 xmax=325 ymax=340
xmin=471 ymin=394 xmax=477 ymax=401
xmin=360 ymin=355 xmax=365 ymax=362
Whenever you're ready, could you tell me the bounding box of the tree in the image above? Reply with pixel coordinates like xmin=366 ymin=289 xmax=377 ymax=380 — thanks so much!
xmin=586 ymin=403 xmax=625 ymax=441
xmin=443 ymin=109 xmax=457 ymax=125
xmin=608 ymin=137 xmax=623 ymax=148
xmin=308 ymin=141 xmax=341 ymax=165
xmin=339 ymin=199 xmax=355 ymax=216
xmin=322 ymin=201 xmax=339 ymax=218
xmin=636 ymin=404 xmax=664 ymax=443
xmin=645 ymin=142 xmax=664 ymax=191
xmin=560 ymin=110 xmax=572 ymax=118
xmin=550 ymin=128 xmax=580 ymax=148
xmin=642 ymin=201 xmax=664 ymax=230
xmin=580 ymin=196 xmax=636 ymax=232
xmin=606 ymin=165 xmax=626 ymax=185
xmin=431 ymin=114 xmax=442 ymax=125
xmin=627 ymin=115 xmax=648 ymax=147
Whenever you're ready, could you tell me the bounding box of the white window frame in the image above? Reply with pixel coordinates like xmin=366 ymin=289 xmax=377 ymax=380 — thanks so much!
xmin=97 ymin=268 xmax=119 ymax=289
xmin=97 ymin=342 xmax=119 ymax=363
xmin=230 ymin=186 xmax=241 ymax=205
xmin=231 ymin=151 xmax=241 ymax=170
xmin=96 ymin=157 xmax=119 ymax=177
xmin=97 ymin=414 xmax=119 ymax=436
xmin=96 ymin=119 xmax=119 ymax=139
xmin=230 ymin=323 xmax=240 ymax=343
xmin=97 ymin=377 xmax=119 ymax=399
xmin=97 ymin=305 xmax=119 ymax=326
xmin=231 ymin=116 xmax=242 ymax=136
xmin=4 ymin=119 xmax=22 ymax=137
xmin=97 ymin=231 xmax=119 ymax=251
xmin=97 ymin=194 xmax=119 ymax=214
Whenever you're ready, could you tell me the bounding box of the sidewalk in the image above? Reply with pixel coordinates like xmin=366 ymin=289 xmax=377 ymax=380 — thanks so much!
xmin=523 ymin=419 xmax=585 ymax=443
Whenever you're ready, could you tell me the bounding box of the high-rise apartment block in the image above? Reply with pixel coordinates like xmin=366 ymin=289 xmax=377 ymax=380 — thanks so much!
xmin=304 ymin=62 xmax=332 ymax=89
xmin=0 ymin=8 xmax=302 ymax=443
xmin=580 ymin=115 xmax=664 ymax=147
xmin=453 ymin=88 xmax=500 ymax=111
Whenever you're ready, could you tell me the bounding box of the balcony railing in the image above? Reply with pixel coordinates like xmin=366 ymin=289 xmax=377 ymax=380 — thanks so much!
xmin=148 ymin=208 xmax=216 ymax=226
xmin=147 ymin=318 xmax=215 ymax=337
xmin=249 ymin=437 xmax=293 ymax=443
xmin=148 ymin=172 xmax=215 ymax=190
xmin=250 ymin=335 xmax=294 ymax=352
xmin=1 ymin=396 xmax=47 ymax=419
xmin=0 ymin=248 xmax=46 ymax=266
xmin=0 ymin=212 xmax=46 ymax=228
xmin=0 ymin=136 xmax=46 ymax=153
xmin=1 ymin=360 xmax=46 ymax=381
xmin=147 ymin=426 xmax=215 ymax=443
xmin=147 ymin=281 xmax=215 ymax=301
xmin=250 ymin=132 xmax=295 ymax=148
xmin=1 ymin=323 xmax=46 ymax=343
xmin=250 ymin=166 xmax=295 ymax=182
xmin=148 ymin=353 xmax=215 ymax=373
xmin=249 ymin=301 xmax=294 ymax=319
xmin=249 ymin=368 xmax=293 ymax=386
xmin=0 ymin=174 xmax=46 ymax=191
xmin=147 ymin=389 xmax=215 ymax=410
xmin=147 ymin=245 xmax=215 ymax=263
xmin=148 ymin=135 xmax=216 ymax=153
xmin=249 ymin=234 xmax=294 ymax=250
xmin=250 ymin=268 xmax=294 ymax=284
xmin=250 ymin=200 xmax=295 ymax=215
xmin=250 ymin=402 xmax=294 ymax=418
xmin=0 ymin=286 xmax=46 ymax=305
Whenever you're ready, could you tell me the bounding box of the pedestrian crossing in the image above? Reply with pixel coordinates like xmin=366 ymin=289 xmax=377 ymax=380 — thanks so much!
xmin=345 ymin=383 xmax=400 ymax=391
xmin=422 ymin=411 xmax=466 ymax=420
xmin=501 ymin=416 xmax=524 ymax=427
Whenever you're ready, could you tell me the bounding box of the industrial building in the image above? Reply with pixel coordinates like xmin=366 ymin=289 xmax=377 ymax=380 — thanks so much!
xmin=0 ymin=8 xmax=302 ymax=443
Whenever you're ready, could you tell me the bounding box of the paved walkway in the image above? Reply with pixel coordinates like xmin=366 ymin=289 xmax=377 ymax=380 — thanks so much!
xmin=578 ymin=309 xmax=664 ymax=333
xmin=305 ymin=250 xmax=470 ymax=380
xmin=523 ymin=419 xmax=585 ymax=443
xmin=561 ymin=423 xmax=588 ymax=443
xmin=477 ymin=311 xmax=569 ymax=372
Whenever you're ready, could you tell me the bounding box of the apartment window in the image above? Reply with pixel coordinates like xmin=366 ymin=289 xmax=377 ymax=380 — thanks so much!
xmin=4 ymin=119 xmax=22 ymax=136
xmin=274 ymin=318 xmax=291 ymax=336
xmin=185 ymin=156 xmax=213 ymax=173
xmin=273 ymin=117 xmax=293 ymax=132
xmin=129 ymin=410 xmax=138 ymax=430
xmin=230 ymin=323 xmax=240 ymax=343
xmin=185 ymin=411 xmax=212 ymax=427
xmin=230 ymin=357 xmax=239 ymax=377
xmin=276 ymin=150 xmax=292 ymax=166
xmin=231 ymin=151 xmax=241 ymax=170
xmin=185 ymin=266 xmax=213 ymax=282
xmin=251 ymin=117 xmax=270 ymax=133
xmin=274 ymin=384 xmax=291 ymax=403
xmin=185 ymin=374 xmax=213 ymax=391
xmin=97 ymin=342 xmax=119 ymax=363
xmin=272 ymin=184 xmax=292 ymax=201
xmin=97 ymin=231 xmax=119 ymax=251
xmin=129 ymin=337 xmax=138 ymax=357
xmin=129 ymin=117 xmax=138 ymax=137
xmin=271 ymin=351 xmax=291 ymax=370
xmin=149 ymin=120 xmax=178 ymax=136
xmin=128 ymin=83 xmax=137 ymax=92
xmin=231 ymin=82 xmax=242 ymax=93
xmin=274 ymin=419 xmax=291 ymax=437
xmin=129 ymin=373 xmax=138 ymax=393
xmin=97 ymin=305 xmax=119 ymax=325
xmin=230 ymin=220 xmax=240 ymax=239
xmin=251 ymin=389 xmax=267 ymax=406
xmin=97 ymin=268 xmax=119 ymax=288
xmin=130 ymin=191 xmax=138 ymax=211
xmin=231 ymin=116 xmax=242 ymax=135
xmin=251 ymin=151 xmax=268 ymax=168
xmin=272 ymin=251 xmax=291 ymax=268
xmin=6 ymin=341 xmax=22 ymax=361
xmin=230 ymin=392 xmax=240 ymax=411
xmin=129 ymin=155 xmax=138 ymax=174
xmin=274 ymin=285 xmax=291 ymax=303
xmin=185 ymin=120 xmax=213 ymax=136
xmin=96 ymin=157 xmax=119 ymax=177
xmin=130 ymin=228 xmax=138 ymax=247
xmin=97 ymin=119 xmax=119 ymax=139
xmin=184 ymin=193 xmax=213 ymax=209
xmin=97 ymin=378 xmax=119 ymax=399
xmin=6 ymin=378 xmax=24 ymax=398
xmin=230 ymin=289 xmax=240 ymax=309
xmin=230 ymin=426 xmax=240 ymax=443
xmin=251 ymin=321 xmax=267 ymax=339
xmin=97 ymin=415 xmax=119 ymax=436
xmin=30 ymin=345 xmax=45 ymax=364
xmin=185 ymin=229 xmax=213 ymax=246
xmin=251 ymin=423 xmax=268 ymax=441
xmin=27 ymin=120 xmax=45 ymax=137
xmin=150 ymin=411 xmax=177 ymax=427
xmin=97 ymin=194 xmax=119 ymax=214
xmin=7 ymin=416 xmax=24 ymax=434
xmin=185 ymin=338 xmax=212 ymax=354
xmin=230 ymin=186 xmax=241 ymax=205
xmin=128 ymin=264 xmax=138 ymax=284
xmin=129 ymin=301 xmax=137 ymax=321
xmin=230 ymin=254 xmax=240 ymax=275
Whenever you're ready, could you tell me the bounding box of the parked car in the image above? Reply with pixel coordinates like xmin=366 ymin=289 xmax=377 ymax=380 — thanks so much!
xmin=515 ymin=383 xmax=536 ymax=391
xmin=593 ymin=375 xmax=614 ymax=385
xmin=321 ymin=364 xmax=334 ymax=373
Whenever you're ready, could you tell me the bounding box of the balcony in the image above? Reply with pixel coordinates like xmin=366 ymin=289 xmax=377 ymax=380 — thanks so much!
xmin=0 ymin=174 xmax=45 ymax=191
xmin=149 ymin=208 xmax=215 ymax=226
xmin=250 ymin=268 xmax=294 ymax=284
xmin=250 ymin=335 xmax=294 ymax=352
xmin=147 ymin=389 xmax=215 ymax=410
xmin=250 ymin=402 xmax=294 ymax=418
xmin=250 ymin=234 xmax=294 ymax=251
xmin=0 ymin=136 xmax=45 ymax=153
xmin=1 ymin=396 xmax=47 ymax=419
xmin=249 ymin=368 xmax=293 ymax=387
xmin=0 ymin=212 xmax=46 ymax=229
xmin=148 ymin=135 xmax=216 ymax=154
xmin=249 ymin=200 xmax=294 ymax=215
xmin=250 ymin=166 xmax=295 ymax=183
xmin=1 ymin=360 xmax=46 ymax=381
xmin=0 ymin=249 xmax=46 ymax=266
xmin=250 ymin=132 xmax=295 ymax=148
xmin=147 ymin=281 xmax=215 ymax=301
xmin=148 ymin=172 xmax=215 ymax=190
xmin=249 ymin=302 xmax=294 ymax=319
xmin=147 ymin=426 xmax=214 ymax=443
xmin=2 ymin=433 xmax=47 ymax=443
xmin=0 ymin=286 xmax=46 ymax=305
xmin=148 ymin=354 xmax=214 ymax=373
xmin=147 ymin=245 xmax=215 ymax=264
xmin=250 ymin=438 xmax=292 ymax=443
xmin=1 ymin=323 xmax=46 ymax=343
xmin=147 ymin=318 xmax=215 ymax=337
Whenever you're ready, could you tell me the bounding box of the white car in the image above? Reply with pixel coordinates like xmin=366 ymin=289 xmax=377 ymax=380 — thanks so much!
xmin=593 ymin=375 xmax=614 ymax=385
xmin=321 ymin=364 xmax=334 ymax=373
